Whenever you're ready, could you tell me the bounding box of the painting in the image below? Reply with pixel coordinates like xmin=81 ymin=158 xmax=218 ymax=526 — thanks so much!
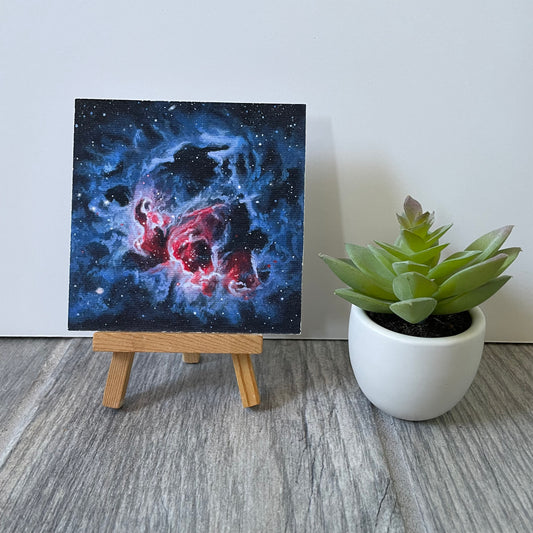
xmin=68 ymin=99 xmax=306 ymax=333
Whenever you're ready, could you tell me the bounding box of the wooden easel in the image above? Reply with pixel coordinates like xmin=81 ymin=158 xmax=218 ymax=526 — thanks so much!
xmin=93 ymin=332 xmax=262 ymax=408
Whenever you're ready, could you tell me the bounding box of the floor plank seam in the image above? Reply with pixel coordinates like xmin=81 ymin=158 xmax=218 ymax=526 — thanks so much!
xmin=374 ymin=409 xmax=427 ymax=533
xmin=0 ymin=339 xmax=73 ymax=470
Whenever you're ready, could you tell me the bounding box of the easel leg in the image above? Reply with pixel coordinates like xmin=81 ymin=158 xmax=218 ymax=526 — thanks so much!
xmin=182 ymin=352 xmax=200 ymax=363
xmin=102 ymin=351 xmax=135 ymax=408
xmin=231 ymin=353 xmax=260 ymax=408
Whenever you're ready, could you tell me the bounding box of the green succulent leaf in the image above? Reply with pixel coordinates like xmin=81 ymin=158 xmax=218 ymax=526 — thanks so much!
xmin=344 ymin=243 xmax=395 ymax=284
xmin=390 ymin=298 xmax=438 ymax=323
xmin=392 ymin=261 xmax=430 ymax=276
xmin=374 ymin=241 xmax=410 ymax=261
xmin=409 ymin=243 xmax=449 ymax=265
xmin=428 ymin=250 xmax=481 ymax=282
xmin=396 ymin=213 xmax=410 ymax=229
xmin=426 ymin=224 xmax=453 ymax=247
xmin=408 ymin=212 xmax=435 ymax=236
xmin=392 ymin=272 xmax=438 ymax=300
xmin=334 ymin=288 xmax=394 ymax=313
xmin=319 ymin=254 xmax=395 ymax=299
xmin=434 ymin=253 xmax=508 ymax=300
xmin=434 ymin=276 xmax=511 ymax=315
xmin=466 ymin=225 xmax=513 ymax=263
xmin=495 ymin=247 xmax=521 ymax=275
xmin=367 ymin=244 xmax=397 ymax=274
xmin=400 ymin=230 xmax=428 ymax=252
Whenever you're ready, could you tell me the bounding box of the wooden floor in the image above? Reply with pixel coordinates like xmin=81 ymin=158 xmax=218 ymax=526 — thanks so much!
xmin=0 ymin=339 xmax=532 ymax=532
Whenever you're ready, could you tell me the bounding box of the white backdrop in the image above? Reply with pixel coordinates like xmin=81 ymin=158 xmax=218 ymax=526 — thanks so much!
xmin=1 ymin=0 xmax=531 ymax=340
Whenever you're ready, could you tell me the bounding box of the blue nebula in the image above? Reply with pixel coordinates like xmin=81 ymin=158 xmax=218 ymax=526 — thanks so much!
xmin=68 ymin=100 xmax=306 ymax=333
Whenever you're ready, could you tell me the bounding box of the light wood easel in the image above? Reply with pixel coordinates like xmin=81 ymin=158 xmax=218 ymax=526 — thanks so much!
xmin=93 ymin=332 xmax=262 ymax=408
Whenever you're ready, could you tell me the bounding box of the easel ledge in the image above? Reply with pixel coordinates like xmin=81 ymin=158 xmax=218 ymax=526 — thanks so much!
xmin=93 ymin=332 xmax=263 ymax=409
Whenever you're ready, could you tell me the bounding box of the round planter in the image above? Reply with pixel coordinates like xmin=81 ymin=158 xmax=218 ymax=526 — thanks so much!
xmin=348 ymin=305 xmax=486 ymax=421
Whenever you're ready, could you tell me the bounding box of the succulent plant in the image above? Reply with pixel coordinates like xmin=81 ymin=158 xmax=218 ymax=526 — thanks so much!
xmin=319 ymin=196 xmax=521 ymax=324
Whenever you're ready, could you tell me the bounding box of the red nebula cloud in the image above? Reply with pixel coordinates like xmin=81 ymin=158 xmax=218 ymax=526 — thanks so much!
xmin=134 ymin=198 xmax=260 ymax=298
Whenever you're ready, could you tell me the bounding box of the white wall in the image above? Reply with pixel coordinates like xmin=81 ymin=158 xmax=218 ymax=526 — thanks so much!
xmin=1 ymin=0 xmax=531 ymax=341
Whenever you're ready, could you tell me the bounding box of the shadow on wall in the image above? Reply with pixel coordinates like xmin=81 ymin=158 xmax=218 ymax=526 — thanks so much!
xmin=302 ymin=141 xmax=528 ymax=341
xmin=301 ymin=116 xmax=405 ymax=338
xmin=301 ymin=117 xmax=343 ymax=338
xmin=331 ymin=171 xmax=529 ymax=342
xmin=481 ymin=286 xmax=532 ymax=342
xmin=336 ymin=158 xmax=404 ymax=245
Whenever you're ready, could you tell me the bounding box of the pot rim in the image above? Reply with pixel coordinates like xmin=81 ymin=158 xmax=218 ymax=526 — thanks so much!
xmin=351 ymin=305 xmax=486 ymax=345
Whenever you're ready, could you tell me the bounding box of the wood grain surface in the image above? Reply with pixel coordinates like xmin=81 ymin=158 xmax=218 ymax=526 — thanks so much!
xmin=0 ymin=338 xmax=62 ymax=430
xmin=0 ymin=339 xmax=532 ymax=532
xmin=93 ymin=332 xmax=263 ymax=354
xmin=102 ymin=351 xmax=135 ymax=408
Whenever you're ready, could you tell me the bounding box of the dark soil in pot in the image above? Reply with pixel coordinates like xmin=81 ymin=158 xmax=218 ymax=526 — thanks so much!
xmin=366 ymin=311 xmax=472 ymax=338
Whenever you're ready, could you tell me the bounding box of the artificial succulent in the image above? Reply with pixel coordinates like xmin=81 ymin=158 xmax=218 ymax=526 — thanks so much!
xmin=320 ymin=196 xmax=520 ymax=324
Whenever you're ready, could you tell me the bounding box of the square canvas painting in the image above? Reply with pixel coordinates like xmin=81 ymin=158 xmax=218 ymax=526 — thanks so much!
xmin=68 ymin=99 xmax=305 ymax=333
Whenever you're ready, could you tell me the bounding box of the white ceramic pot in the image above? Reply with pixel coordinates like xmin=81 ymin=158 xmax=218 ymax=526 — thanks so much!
xmin=348 ymin=305 xmax=486 ymax=421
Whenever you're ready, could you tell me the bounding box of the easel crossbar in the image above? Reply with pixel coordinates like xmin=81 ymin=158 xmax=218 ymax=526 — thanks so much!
xmin=93 ymin=332 xmax=263 ymax=355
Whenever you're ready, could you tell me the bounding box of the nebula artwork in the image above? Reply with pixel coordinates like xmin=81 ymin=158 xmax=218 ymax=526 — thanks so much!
xmin=68 ymin=99 xmax=305 ymax=333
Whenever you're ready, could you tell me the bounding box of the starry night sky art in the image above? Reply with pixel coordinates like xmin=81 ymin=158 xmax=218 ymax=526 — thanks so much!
xmin=68 ymin=99 xmax=306 ymax=333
